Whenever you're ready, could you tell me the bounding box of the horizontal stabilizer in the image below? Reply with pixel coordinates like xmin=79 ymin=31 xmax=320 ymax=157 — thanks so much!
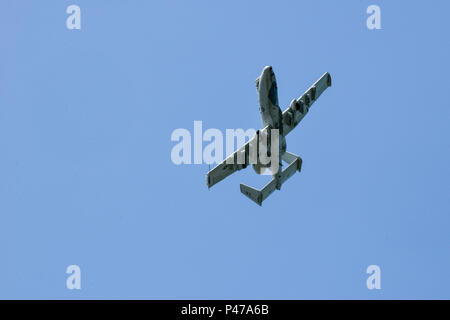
xmin=240 ymin=179 xmax=277 ymax=206
xmin=240 ymin=184 xmax=262 ymax=206
xmin=281 ymin=151 xmax=302 ymax=185
xmin=240 ymin=152 xmax=302 ymax=206
xmin=280 ymin=159 xmax=300 ymax=185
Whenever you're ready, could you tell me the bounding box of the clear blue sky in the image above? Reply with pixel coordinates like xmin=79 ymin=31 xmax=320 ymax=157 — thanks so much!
xmin=1 ymin=0 xmax=449 ymax=299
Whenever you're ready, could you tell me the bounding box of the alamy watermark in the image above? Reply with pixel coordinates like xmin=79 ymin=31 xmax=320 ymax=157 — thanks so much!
xmin=366 ymin=265 xmax=381 ymax=290
xmin=170 ymin=121 xmax=280 ymax=174
xmin=66 ymin=5 xmax=81 ymax=30
xmin=66 ymin=264 xmax=81 ymax=290
xmin=366 ymin=5 xmax=381 ymax=30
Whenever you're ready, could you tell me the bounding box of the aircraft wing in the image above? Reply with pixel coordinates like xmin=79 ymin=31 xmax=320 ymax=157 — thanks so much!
xmin=207 ymin=125 xmax=273 ymax=188
xmin=282 ymin=72 xmax=332 ymax=136
xmin=206 ymin=137 xmax=254 ymax=188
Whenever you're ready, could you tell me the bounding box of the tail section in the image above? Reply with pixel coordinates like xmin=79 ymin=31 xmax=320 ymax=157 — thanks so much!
xmin=240 ymin=179 xmax=277 ymax=206
xmin=240 ymin=151 xmax=302 ymax=206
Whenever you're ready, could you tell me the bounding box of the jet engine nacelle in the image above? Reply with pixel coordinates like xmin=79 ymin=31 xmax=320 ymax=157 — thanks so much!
xmin=252 ymin=134 xmax=286 ymax=175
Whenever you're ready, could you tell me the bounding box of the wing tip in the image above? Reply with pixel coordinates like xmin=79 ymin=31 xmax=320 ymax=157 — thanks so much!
xmin=326 ymin=72 xmax=332 ymax=87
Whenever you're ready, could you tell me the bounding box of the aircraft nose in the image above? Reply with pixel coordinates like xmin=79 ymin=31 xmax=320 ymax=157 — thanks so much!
xmin=262 ymin=66 xmax=273 ymax=78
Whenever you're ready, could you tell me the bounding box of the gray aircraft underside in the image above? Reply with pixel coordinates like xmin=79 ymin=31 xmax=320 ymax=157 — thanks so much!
xmin=206 ymin=66 xmax=332 ymax=206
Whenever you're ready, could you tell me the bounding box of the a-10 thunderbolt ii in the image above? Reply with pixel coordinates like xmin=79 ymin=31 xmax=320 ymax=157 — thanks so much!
xmin=206 ymin=66 xmax=331 ymax=205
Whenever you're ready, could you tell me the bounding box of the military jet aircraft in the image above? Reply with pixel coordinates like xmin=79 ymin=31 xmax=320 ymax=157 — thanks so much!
xmin=206 ymin=66 xmax=331 ymax=205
